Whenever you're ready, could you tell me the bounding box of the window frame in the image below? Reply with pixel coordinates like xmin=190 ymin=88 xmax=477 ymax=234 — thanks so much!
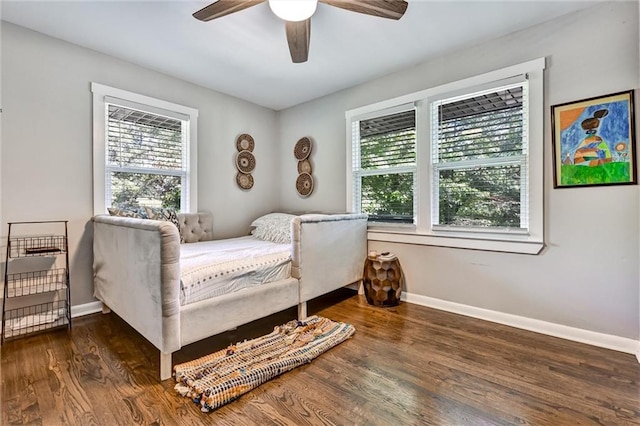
xmin=351 ymin=103 xmax=417 ymax=225
xmin=346 ymin=58 xmax=545 ymax=254
xmin=91 ymin=83 xmax=198 ymax=215
xmin=430 ymin=79 xmax=529 ymax=233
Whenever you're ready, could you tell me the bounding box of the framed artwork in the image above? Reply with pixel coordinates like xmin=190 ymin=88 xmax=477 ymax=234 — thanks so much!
xmin=551 ymin=90 xmax=636 ymax=188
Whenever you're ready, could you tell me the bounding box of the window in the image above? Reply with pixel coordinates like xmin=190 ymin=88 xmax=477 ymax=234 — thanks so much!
xmin=352 ymin=107 xmax=416 ymax=224
xmin=106 ymin=104 xmax=186 ymax=210
xmin=91 ymin=83 xmax=198 ymax=215
xmin=346 ymin=59 xmax=545 ymax=254
xmin=431 ymin=82 xmax=528 ymax=232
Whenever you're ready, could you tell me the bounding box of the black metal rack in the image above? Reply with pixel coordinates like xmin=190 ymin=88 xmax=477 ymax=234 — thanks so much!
xmin=2 ymin=221 xmax=71 ymax=342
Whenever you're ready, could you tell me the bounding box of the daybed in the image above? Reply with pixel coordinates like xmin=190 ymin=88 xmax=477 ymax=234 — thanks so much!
xmin=92 ymin=212 xmax=367 ymax=380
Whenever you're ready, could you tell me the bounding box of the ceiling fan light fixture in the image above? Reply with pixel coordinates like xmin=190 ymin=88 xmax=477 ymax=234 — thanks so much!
xmin=268 ymin=0 xmax=318 ymax=22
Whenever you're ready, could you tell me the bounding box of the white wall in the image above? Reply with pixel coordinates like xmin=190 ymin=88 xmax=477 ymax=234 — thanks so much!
xmin=1 ymin=22 xmax=281 ymax=306
xmin=278 ymin=2 xmax=640 ymax=340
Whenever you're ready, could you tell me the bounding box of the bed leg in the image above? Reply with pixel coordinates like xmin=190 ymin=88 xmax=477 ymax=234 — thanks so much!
xmin=358 ymin=279 xmax=364 ymax=295
xmin=101 ymin=303 xmax=111 ymax=314
xmin=160 ymin=352 xmax=172 ymax=381
xmin=298 ymin=301 xmax=307 ymax=320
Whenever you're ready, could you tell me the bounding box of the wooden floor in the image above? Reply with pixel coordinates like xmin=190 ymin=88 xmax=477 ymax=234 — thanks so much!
xmin=2 ymin=289 xmax=639 ymax=425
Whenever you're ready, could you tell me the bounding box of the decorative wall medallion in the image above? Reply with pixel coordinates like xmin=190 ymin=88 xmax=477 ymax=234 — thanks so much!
xmin=296 ymin=172 xmax=314 ymax=197
xmin=236 ymin=134 xmax=255 ymax=152
xmin=235 ymin=150 xmax=256 ymax=173
xmin=236 ymin=172 xmax=254 ymax=190
xmin=293 ymin=137 xmax=312 ymax=160
xmin=297 ymin=159 xmax=312 ymax=174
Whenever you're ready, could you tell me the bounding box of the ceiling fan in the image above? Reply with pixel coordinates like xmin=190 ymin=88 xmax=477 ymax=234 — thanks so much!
xmin=193 ymin=0 xmax=408 ymax=63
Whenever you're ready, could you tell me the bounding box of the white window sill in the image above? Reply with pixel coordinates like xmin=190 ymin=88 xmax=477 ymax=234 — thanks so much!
xmin=367 ymin=227 xmax=544 ymax=254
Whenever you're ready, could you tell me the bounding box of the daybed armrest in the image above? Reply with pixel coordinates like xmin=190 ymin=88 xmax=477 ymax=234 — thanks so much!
xmin=92 ymin=215 xmax=181 ymax=354
xmin=292 ymin=213 xmax=368 ymax=303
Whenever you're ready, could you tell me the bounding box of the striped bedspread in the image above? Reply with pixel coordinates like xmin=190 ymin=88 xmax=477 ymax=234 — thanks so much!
xmin=179 ymin=236 xmax=291 ymax=306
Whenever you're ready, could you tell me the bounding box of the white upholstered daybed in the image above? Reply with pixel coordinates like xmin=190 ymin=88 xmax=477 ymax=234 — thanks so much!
xmin=92 ymin=212 xmax=367 ymax=380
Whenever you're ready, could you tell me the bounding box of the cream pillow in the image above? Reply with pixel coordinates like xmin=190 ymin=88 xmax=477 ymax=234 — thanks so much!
xmin=250 ymin=213 xmax=295 ymax=244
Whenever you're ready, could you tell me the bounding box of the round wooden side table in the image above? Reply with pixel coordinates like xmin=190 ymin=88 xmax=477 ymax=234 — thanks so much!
xmin=362 ymin=252 xmax=403 ymax=307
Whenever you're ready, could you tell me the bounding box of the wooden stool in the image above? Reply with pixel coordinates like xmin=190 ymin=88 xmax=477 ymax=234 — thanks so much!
xmin=362 ymin=252 xmax=403 ymax=307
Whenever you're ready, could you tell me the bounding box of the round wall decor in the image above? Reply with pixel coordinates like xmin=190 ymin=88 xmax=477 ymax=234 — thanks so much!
xmin=297 ymin=159 xmax=312 ymax=174
xmin=236 ymin=134 xmax=255 ymax=152
xmin=235 ymin=150 xmax=256 ymax=173
xmin=293 ymin=137 xmax=312 ymax=160
xmin=296 ymin=172 xmax=314 ymax=197
xmin=236 ymin=172 xmax=254 ymax=190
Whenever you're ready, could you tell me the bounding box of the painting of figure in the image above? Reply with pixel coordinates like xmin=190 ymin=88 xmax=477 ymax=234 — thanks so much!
xmin=552 ymin=90 xmax=636 ymax=188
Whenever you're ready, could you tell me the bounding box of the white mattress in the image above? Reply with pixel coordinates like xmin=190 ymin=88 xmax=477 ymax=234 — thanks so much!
xmin=179 ymin=236 xmax=291 ymax=306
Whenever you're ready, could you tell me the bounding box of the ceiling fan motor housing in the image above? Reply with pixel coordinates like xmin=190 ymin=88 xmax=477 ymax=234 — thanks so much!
xmin=268 ymin=0 xmax=318 ymax=22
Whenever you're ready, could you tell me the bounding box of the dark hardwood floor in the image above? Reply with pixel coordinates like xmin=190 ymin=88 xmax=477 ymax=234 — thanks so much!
xmin=2 ymin=289 xmax=639 ymax=425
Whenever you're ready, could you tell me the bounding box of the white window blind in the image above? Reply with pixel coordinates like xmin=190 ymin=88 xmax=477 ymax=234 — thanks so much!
xmin=352 ymin=109 xmax=416 ymax=223
xmin=105 ymin=102 xmax=188 ymax=211
xmin=431 ymin=81 xmax=529 ymax=231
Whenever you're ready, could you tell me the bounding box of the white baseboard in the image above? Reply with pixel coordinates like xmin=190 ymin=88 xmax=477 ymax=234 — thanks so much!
xmin=71 ymin=301 xmax=103 ymax=318
xmin=345 ymin=282 xmax=364 ymax=295
xmin=401 ymin=292 xmax=640 ymax=356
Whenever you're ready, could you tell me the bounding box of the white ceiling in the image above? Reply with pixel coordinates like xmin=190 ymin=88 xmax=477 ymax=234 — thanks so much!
xmin=1 ymin=0 xmax=597 ymax=110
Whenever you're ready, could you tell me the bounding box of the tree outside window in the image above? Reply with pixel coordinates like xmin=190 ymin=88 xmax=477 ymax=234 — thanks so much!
xmin=106 ymin=105 xmax=186 ymax=211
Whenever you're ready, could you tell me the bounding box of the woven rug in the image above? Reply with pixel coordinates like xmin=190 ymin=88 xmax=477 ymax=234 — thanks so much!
xmin=174 ymin=315 xmax=355 ymax=412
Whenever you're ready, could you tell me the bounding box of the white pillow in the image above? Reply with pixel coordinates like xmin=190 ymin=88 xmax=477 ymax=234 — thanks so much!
xmin=250 ymin=213 xmax=295 ymax=244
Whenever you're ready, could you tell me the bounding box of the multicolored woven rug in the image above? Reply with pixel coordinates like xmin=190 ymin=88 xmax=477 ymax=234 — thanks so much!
xmin=174 ymin=315 xmax=355 ymax=412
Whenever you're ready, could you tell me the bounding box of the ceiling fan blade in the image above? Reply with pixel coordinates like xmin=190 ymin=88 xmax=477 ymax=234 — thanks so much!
xmin=285 ymin=19 xmax=311 ymax=63
xmin=193 ymin=0 xmax=265 ymax=22
xmin=319 ymin=0 xmax=408 ymax=20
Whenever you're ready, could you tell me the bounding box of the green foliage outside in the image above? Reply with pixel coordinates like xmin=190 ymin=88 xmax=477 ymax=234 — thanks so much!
xmin=111 ymin=172 xmax=181 ymax=210
xmin=361 ymin=103 xmax=524 ymax=228
xmin=360 ymin=127 xmax=415 ymax=222
xmin=560 ymin=162 xmax=630 ymax=186
xmin=361 ymin=173 xmax=413 ymax=222
xmin=435 ymin=105 xmax=523 ymax=228
xmin=108 ymin=111 xmax=183 ymax=211
xmin=360 ymin=132 xmax=415 ymax=170
xmin=438 ymin=167 xmax=520 ymax=228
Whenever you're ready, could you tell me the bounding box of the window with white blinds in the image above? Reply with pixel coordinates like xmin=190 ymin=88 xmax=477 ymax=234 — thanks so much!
xmin=352 ymin=109 xmax=416 ymax=223
xmin=345 ymin=59 xmax=544 ymax=253
xmin=431 ymin=82 xmax=529 ymax=231
xmin=91 ymin=83 xmax=198 ymax=215
xmin=106 ymin=103 xmax=187 ymax=211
